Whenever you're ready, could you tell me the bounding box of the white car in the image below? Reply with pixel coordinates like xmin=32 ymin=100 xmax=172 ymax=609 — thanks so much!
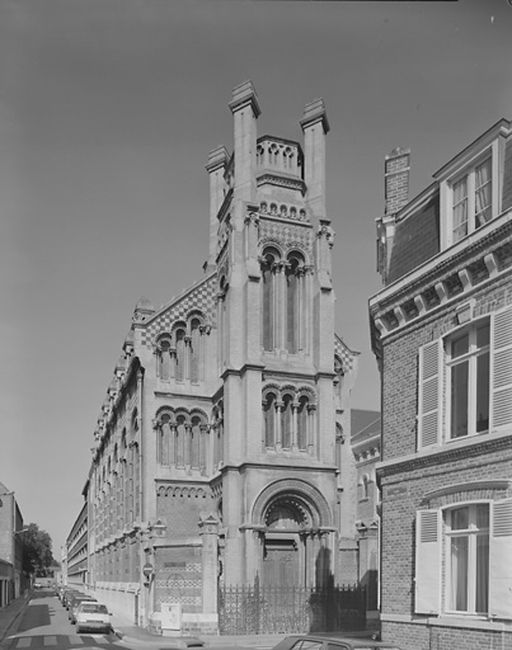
xmin=75 ymin=602 xmax=112 ymax=634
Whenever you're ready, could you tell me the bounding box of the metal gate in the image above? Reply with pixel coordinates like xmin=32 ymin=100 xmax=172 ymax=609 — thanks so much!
xmin=218 ymin=579 xmax=366 ymax=635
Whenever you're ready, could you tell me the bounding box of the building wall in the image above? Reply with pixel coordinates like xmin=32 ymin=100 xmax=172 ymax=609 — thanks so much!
xmin=371 ymin=120 xmax=512 ymax=650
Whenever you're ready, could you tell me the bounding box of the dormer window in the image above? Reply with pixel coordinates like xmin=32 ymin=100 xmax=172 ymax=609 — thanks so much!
xmin=452 ymin=157 xmax=492 ymax=244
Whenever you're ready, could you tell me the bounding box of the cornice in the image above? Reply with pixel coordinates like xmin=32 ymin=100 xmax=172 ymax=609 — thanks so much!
xmin=370 ymin=210 xmax=512 ymax=314
xmin=257 ymin=172 xmax=306 ymax=196
xmin=377 ymin=431 xmax=512 ymax=481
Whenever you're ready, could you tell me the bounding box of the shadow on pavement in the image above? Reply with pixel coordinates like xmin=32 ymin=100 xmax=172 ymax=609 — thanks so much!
xmin=5 ymin=634 xmax=117 ymax=649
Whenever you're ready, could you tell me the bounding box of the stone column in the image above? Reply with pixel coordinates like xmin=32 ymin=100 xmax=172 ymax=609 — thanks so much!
xmin=199 ymin=514 xmax=220 ymax=614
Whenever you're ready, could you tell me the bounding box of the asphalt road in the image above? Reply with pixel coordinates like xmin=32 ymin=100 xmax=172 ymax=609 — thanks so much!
xmin=1 ymin=591 xmax=122 ymax=650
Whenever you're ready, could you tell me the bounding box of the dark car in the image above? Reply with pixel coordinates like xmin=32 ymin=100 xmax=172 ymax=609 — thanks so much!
xmin=271 ymin=635 xmax=402 ymax=650
xmin=63 ymin=589 xmax=83 ymax=609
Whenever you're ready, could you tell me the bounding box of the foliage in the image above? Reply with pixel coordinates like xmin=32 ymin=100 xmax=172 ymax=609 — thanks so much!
xmin=19 ymin=523 xmax=55 ymax=576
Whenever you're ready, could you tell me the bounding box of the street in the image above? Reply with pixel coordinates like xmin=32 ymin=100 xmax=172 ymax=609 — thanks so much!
xmin=0 ymin=591 xmax=123 ymax=650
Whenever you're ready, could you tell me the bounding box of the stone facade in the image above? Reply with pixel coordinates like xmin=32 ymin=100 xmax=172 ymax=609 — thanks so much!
xmin=370 ymin=119 xmax=512 ymax=649
xmin=79 ymin=82 xmax=361 ymax=633
xmin=0 ymin=482 xmax=24 ymax=606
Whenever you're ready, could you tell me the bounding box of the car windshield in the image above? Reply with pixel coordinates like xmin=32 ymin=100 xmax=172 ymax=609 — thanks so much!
xmin=80 ymin=603 xmax=108 ymax=614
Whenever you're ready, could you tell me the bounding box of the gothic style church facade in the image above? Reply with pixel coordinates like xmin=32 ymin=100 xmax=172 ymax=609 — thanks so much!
xmin=85 ymin=82 xmax=359 ymax=632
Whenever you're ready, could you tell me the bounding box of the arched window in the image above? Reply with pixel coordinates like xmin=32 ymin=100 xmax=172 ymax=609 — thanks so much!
xmin=175 ymin=328 xmax=186 ymax=381
xmin=281 ymin=394 xmax=293 ymax=449
xmin=297 ymin=396 xmax=309 ymax=450
xmin=263 ymin=393 xmax=276 ymax=448
xmin=157 ymin=336 xmax=172 ymax=380
xmin=286 ymin=254 xmax=304 ymax=353
xmin=175 ymin=414 xmax=186 ymax=466
xmin=190 ymin=415 xmax=202 ymax=469
xmin=262 ymin=249 xmax=279 ymax=351
xmin=158 ymin=413 xmax=172 ymax=466
xmin=190 ymin=318 xmax=201 ymax=383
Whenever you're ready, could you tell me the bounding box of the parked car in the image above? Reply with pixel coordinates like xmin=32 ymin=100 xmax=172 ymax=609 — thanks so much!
xmin=75 ymin=602 xmax=112 ymax=635
xmin=69 ymin=596 xmax=98 ymax=623
xmin=271 ymin=635 xmax=402 ymax=650
xmin=63 ymin=589 xmax=83 ymax=609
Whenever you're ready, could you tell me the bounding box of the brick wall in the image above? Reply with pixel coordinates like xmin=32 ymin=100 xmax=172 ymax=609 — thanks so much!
xmin=382 ymin=620 xmax=512 ymax=650
xmin=381 ymin=276 xmax=512 ymax=461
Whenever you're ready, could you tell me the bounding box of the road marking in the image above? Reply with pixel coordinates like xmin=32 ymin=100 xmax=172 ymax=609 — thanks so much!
xmin=15 ymin=639 xmax=31 ymax=648
xmin=43 ymin=636 xmax=57 ymax=646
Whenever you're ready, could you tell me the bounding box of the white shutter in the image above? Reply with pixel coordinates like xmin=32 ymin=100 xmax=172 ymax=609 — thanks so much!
xmin=489 ymin=498 xmax=512 ymax=619
xmin=491 ymin=306 xmax=512 ymax=431
xmin=418 ymin=340 xmax=442 ymax=449
xmin=414 ymin=509 xmax=441 ymax=614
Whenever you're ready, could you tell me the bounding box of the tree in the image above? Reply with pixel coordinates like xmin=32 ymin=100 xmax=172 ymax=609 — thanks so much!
xmin=19 ymin=523 xmax=55 ymax=577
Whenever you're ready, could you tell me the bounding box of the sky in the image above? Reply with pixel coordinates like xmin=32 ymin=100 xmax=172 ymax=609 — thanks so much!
xmin=1 ymin=0 xmax=511 ymax=559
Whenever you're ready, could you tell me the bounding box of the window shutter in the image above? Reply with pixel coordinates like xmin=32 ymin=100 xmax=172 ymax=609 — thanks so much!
xmin=414 ymin=509 xmax=441 ymax=614
xmin=491 ymin=306 xmax=512 ymax=430
xmin=489 ymin=498 xmax=512 ymax=619
xmin=417 ymin=340 xmax=442 ymax=449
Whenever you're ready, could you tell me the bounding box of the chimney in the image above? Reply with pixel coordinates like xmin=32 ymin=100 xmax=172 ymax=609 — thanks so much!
xmin=300 ymin=98 xmax=330 ymax=219
xmin=205 ymin=145 xmax=230 ymax=270
xmin=384 ymin=147 xmax=410 ymax=215
xmin=229 ymin=80 xmax=260 ymax=204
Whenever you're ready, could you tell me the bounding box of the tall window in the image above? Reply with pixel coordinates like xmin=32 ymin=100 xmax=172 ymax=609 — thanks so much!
xmin=262 ymin=251 xmax=277 ymax=351
xmin=297 ymin=396 xmax=309 ymax=450
xmin=286 ymin=259 xmax=299 ymax=353
xmin=158 ymin=413 xmax=172 ymax=465
xmin=452 ymin=157 xmax=492 ymax=244
xmin=448 ymin=319 xmax=490 ymax=439
xmin=157 ymin=336 xmax=172 ymax=380
xmin=446 ymin=504 xmax=489 ymax=614
xmin=263 ymin=393 xmax=276 ymax=447
xmin=175 ymin=328 xmax=186 ymax=381
xmin=190 ymin=415 xmax=202 ymax=469
xmin=281 ymin=395 xmax=293 ymax=448
xmin=190 ymin=319 xmax=201 ymax=383
xmin=175 ymin=414 xmax=186 ymax=466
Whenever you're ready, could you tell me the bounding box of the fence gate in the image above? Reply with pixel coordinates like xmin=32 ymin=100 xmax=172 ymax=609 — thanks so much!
xmin=218 ymin=580 xmax=366 ymax=635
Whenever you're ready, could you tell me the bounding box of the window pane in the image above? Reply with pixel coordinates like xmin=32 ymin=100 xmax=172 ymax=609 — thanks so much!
xmin=476 ymin=504 xmax=489 ymax=529
xmin=451 ymin=361 xmax=468 ymax=438
xmin=451 ymin=507 xmax=469 ymax=530
xmin=476 ymin=352 xmax=489 ymax=433
xmin=451 ymin=333 xmax=469 ymax=358
xmin=476 ymin=534 xmax=489 ymax=613
xmin=450 ymin=536 xmax=468 ymax=611
xmin=475 ymin=159 xmax=492 ymax=228
xmin=476 ymin=322 xmax=490 ymax=348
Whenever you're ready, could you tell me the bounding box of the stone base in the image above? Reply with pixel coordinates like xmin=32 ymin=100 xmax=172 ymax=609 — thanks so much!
xmin=180 ymin=613 xmax=218 ymax=636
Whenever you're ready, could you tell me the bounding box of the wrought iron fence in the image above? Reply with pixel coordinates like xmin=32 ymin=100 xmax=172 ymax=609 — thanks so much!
xmin=218 ymin=579 xmax=366 ymax=635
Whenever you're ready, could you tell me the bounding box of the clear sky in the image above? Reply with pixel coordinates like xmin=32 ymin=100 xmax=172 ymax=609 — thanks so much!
xmin=1 ymin=0 xmax=511 ymax=558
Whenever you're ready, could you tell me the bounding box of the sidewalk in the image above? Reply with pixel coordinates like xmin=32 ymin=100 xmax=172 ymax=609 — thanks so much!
xmin=0 ymin=592 xmax=31 ymax=644
xmin=110 ymin=611 xmax=285 ymax=649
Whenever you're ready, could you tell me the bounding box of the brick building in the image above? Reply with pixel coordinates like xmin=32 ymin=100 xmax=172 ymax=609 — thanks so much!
xmin=0 ymin=482 xmax=25 ymax=606
xmin=370 ymin=120 xmax=512 ymax=649
xmin=81 ymin=82 xmax=363 ymax=633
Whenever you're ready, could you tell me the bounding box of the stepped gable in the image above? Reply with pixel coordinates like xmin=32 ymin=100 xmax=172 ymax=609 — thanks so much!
xmin=139 ymin=272 xmax=217 ymax=348
xmin=334 ymin=333 xmax=358 ymax=374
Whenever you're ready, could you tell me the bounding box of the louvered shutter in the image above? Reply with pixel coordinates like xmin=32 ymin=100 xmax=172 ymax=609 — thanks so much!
xmin=489 ymin=498 xmax=512 ymax=619
xmin=418 ymin=340 xmax=442 ymax=449
xmin=490 ymin=306 xmax=512 ymax=431
xmin=414 ymin=509 xmax=441 ymax=614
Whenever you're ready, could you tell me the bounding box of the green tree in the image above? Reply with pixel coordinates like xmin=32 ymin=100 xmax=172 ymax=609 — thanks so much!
xmin=19 ymin=523 xmax=55 ymax=577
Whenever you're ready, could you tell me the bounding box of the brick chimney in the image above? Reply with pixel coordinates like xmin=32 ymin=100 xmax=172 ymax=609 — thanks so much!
xmin=384 ymin=147 xmax=410 ymax=215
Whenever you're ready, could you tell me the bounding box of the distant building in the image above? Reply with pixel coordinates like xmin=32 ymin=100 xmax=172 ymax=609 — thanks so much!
xmin=74 ymin=82 xmax=367 ymax=634
xmin=66 ymin=483 xmax=88 ymax=587
xmin=351 ymin=410 xmax=380 ymax=616
xmin=370 ymin=120 xmax=512 ymax=649
xmin=0 ymin=482 xmax=25 ymax=606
